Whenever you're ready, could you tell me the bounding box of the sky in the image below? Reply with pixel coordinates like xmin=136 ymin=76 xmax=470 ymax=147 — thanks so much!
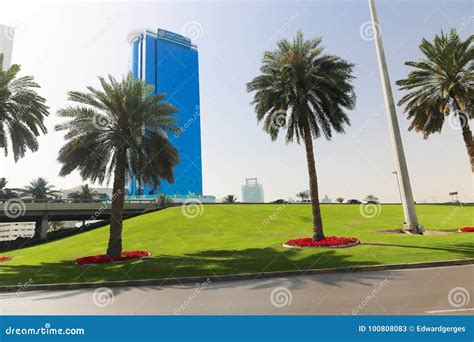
xmin=0 ymin=0 xmax=472 ymax=203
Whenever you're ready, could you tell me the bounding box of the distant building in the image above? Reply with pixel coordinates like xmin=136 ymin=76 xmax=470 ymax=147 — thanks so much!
xmin=0 ymin=24 xmax=14 ymax=69
xmin=0 ymin=222 xmax=34 ymax=241
xmin=321 ymin=194 xmax=332 ymax=203
xmin=0 ymin=221 xmax=78 ymax=242
xmin=242 ymin=178 xmax=264 ymax=203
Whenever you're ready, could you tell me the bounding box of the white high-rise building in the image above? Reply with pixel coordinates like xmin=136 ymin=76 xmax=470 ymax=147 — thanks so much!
xmin=0 ymin=25 xmax=14 ymax=69
xmin=242 ymin=178 xmax=264 ymax=203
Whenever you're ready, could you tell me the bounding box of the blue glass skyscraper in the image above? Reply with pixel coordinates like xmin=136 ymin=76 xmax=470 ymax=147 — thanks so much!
xmin=127 ymin=28 xmax=203 ymax=196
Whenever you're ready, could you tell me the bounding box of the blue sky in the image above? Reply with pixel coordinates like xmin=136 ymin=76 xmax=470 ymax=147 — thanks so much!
xmin=1 ymin=0 xmax=472 ymax=202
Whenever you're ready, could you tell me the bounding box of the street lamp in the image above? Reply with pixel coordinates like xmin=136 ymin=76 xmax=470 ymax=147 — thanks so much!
xmin=368 ymin=0 xmax=423 ymax=234
xmin=392 ymin=171 xmax=403 ymax=205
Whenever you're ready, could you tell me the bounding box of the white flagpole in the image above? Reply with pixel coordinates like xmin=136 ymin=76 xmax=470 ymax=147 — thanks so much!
xmin=368 ymin=0 xmax=423 ymax=234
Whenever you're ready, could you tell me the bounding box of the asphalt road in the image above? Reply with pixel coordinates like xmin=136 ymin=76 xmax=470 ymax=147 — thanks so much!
xmin=0 ymin=265 xmax=472 ymax=315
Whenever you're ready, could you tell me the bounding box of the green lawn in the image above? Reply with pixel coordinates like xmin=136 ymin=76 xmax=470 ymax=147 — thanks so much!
xmin=0 ymin=204 xmax=472 ymax=286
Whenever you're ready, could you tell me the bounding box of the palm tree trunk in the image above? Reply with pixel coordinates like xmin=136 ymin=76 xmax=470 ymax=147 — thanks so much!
xmin=106 ymin=150 xmax=126 ymax=257
xmin=453 ymin=98 xmax=474 ymax=172
xmin=458 ymin=112 xmax=474 ymax=173
xmin=302 ymin=120 xmax=324 ymax=241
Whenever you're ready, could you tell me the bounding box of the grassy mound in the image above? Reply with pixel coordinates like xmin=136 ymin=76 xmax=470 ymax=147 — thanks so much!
xmin=0 ymin=204 xmax=472 ymax=286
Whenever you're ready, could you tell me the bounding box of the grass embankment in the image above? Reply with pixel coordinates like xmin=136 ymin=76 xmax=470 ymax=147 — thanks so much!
xmin=0 ymin=204 xmax=472 ymax=286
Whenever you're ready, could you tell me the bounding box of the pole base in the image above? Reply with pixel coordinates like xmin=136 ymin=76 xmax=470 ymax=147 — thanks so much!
xmin=403 ymin=223 xmax=424 ymax=235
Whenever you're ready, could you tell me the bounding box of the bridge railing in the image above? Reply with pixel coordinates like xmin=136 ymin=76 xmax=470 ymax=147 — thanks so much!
xmin=0 ymin=198 xmax=158 ymax=222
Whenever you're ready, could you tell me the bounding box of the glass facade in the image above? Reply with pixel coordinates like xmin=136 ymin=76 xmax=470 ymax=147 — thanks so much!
xmin=242 ymin=178 xmax=264 ymax=203
xmin=127 ymin=28 xmax=203 ymax=196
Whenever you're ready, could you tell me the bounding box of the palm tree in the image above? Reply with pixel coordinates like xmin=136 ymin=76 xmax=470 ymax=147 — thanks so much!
xmin=396 ymin=30 xmax=473 ymax=172
xmin=21 ymin=177 xmax=60 ymax=200
xmin=0 ymin=177 xmax=18 ymax=199
xmin=0 ymin=54 xmax=49 ymax=161
xmin=68 ymin=184 xmax=100 ymax=228
xmin=364 ymin=194 xmax=379 ymax=203
xmin=48 ymin=221 xmax=65 ymax=233
xmin=247 ymin=32 xmax=356 ymax=240
xmin=223 ymin=195 xmax=237 ymax=203
xmin=335 ymin=197 xmax=344 ymax=203
xmin=67 ymin=184 xmax=99 ymax=202
xmin=156 ymin=194 xmax=173 ymax=208
xmin=55 ymin=73 xmax=179 ymax=257
xmin=296 ymin=191 xmax=309 ymax=202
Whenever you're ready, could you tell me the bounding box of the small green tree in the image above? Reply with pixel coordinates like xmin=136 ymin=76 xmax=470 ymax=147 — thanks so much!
xmin=296 ymin=191 xmax=309 ymax=202
xmin=0 ymin=178 xmax=18 ymax=199
xmin=48 ymin=221 xmax=65 ymax=233
xmin=156 ymin=194 xmax=173 ymax=208
xmin=335 ymin=197 xmax=344 ymax=203
xmin=223 ymin=195 xmax=237 ymax=203
xmin=68 ymin=184 xmax=99 ymax=202
xmin=364 ymin=194 xmax=379 ymax=203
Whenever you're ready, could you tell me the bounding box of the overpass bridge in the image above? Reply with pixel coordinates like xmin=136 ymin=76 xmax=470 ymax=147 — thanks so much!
xmin=0 ymin=199 xmax=158 ymax=240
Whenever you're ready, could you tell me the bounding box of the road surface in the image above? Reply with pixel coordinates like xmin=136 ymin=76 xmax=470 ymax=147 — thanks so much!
xmin=0 ymin=265 xmax=472 ymax=315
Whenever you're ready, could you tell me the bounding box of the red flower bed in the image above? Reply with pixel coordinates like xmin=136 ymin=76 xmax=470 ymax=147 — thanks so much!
xmin=458 ymin=227 xmax=474 ymax=233
xmin=284 ymin=236 xmax=360 ymax=248
xmin=0 ymin=256 xmax=12 ymax=262
xmin=75 ymin=250 xmax=151 ymax=265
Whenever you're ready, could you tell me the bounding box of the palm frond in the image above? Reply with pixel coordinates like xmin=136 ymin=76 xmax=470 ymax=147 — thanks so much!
xmin=0 ymin=54 xmax=49 ymax=161
xmin=56 ymin=72 xmax=180 ymax=188
xmin=397 ymin=29 xmax=473 ymax=137
xmin=246 ymin=31 xmax=356 ymax=143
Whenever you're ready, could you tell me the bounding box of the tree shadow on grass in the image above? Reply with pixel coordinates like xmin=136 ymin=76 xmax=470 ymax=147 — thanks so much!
xmin=0 ymin=246 xmax=388 ymax=302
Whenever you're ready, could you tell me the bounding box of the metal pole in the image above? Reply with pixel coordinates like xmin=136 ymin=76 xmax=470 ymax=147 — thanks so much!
xmin=368 ymin=0 xmax=423 ymax=234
